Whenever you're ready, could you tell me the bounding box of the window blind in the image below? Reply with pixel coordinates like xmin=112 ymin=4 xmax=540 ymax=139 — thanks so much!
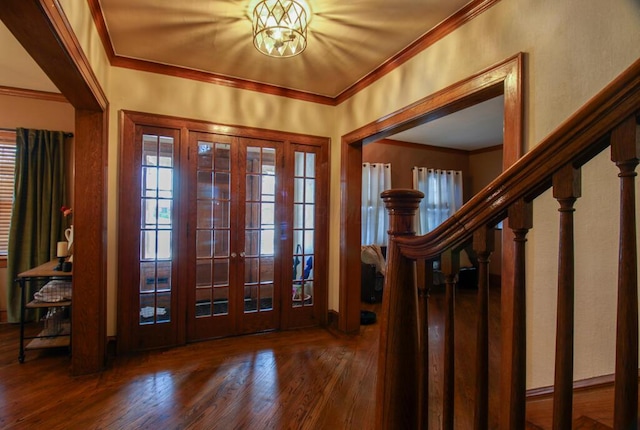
xmin=0 ymin=130 xmax=16 ymax=255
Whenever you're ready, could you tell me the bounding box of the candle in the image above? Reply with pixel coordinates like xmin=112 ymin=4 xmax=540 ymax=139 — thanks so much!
xmin=57 ymin=241 xmax=68 ymax=257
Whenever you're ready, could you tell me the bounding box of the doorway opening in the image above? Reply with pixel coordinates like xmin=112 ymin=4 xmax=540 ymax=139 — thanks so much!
xmin=339 ymin=53 xmax=524 ymax=332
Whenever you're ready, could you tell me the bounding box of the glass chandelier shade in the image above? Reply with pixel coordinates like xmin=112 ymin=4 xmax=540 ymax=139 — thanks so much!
xmin=252 ymin=0 xmax=308 ymax=58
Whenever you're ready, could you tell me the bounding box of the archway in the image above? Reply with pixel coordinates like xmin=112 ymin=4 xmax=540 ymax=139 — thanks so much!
xmin=339 ymin=53 xmax=524 ymax=332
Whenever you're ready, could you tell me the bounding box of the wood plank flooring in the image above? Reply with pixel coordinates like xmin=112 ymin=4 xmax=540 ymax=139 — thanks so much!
xmin=0 ymin=308 xmax=380 ymax=430
xmin=0 ymin=287 xmax=630 ymax=429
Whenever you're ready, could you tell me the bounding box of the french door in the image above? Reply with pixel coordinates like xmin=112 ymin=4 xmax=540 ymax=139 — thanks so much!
xmin=187 ymin=132 xmax=283 ymax=340
xmin=118 ymin=125 xmax=185 ymax=352
xmin=118 ymin=112 xmax=328 ymax=353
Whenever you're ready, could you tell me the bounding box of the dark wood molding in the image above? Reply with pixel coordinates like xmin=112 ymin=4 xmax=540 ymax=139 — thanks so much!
xmin=373 ymin=139 xmax=503 ymax=156
xmin=86 ymin=0 xmax=115 ymax=59
xmin=335 ymin=0 xmax=502 ymax=104
xmin=72 ymin=108 xmax=108 ymax=374
xmin=1 ymin=0 xmax=109 ymax=375
xmin=373 ymin=138 xmax=471 ymax=155
xmin=0 ymin=85 xmax=68 ymax=103
xmin=327 ymin=310 xmax=339 ymax=330
xmin=525 ymin=372 xmax=640 ymax=400
xmin=0 ymin=1 xmax=107 ymax=111
xmin=121 ymin=110 xmax=331 ymax=145
xmin=112 ymin=56 xmax=336 ymax=106
xmin=470 ymin=144 xmax=503 ymax=155
xmin=86 ymin=0 xmax=500 ymax=105
xmin=339 ymin=53 xmax=524 ymax=333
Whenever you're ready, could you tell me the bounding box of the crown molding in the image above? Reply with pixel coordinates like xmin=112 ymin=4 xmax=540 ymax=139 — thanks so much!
xmin=334 ymin=0 xmax=501 ymax=104
xmin=376 ymin=138 xmax=471 ymax=155
xmin=87 ymin=0 xmax=501 ymax=105
xmin=109 ymin=55 xmax=336 ymax=106
xmin=0 ymin=85 xmax=68 ymax=103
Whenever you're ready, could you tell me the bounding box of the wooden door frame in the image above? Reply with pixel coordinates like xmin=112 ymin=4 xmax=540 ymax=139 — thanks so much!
xmin=117 ymin=122 xmax=185 ymax=352
xmin=1 ymin=1 xmax=109 ymax=374
xmin=339 ymin=53 xmax=524 ymax=333
xmin=120 ymin=111 xmax=330 ymax=344
xmin=234 ymin=137 xmax=285 ymax=336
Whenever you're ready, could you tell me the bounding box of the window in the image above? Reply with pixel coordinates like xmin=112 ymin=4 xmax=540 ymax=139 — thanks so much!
xmin=412 ymin=167 xmax=463 ymax=235
xmin=361 ymin=162 xmax=392 ymax=246
xmin=0 ymin=130 xmax=16 ymax=256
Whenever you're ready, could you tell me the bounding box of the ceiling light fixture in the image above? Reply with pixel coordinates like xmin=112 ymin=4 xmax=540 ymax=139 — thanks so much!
xmin=252 ymin=0 xmax=308 ymax=58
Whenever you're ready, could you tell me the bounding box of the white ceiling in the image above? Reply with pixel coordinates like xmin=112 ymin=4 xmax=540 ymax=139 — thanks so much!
xmin=0 ymin=0 xmax=504 ymax=150
xmin=390 ymin=95 xmax=504 ymax=151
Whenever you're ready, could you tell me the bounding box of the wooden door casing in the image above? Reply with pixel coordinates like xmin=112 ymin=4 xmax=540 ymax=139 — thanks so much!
xmin=118 ymin=123 xmax=185 ymax=352
xmin=119 ymin=111 xmax=329 ymax=352
xmin=187 ymin=134 xmax=284 ymax=341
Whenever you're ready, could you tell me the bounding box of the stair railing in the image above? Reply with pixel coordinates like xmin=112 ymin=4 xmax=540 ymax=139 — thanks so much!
xmin=375 ymin=58 xmax=640 ymax=430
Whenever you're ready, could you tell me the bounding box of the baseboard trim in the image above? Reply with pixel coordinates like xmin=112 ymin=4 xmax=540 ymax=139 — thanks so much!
xmin=526 ymin=372 xmax=640 ymax=400
xmin=327 ymin=310 xmax=339 ymax=330
xmin=106 ymin=336 xmax=117 ymax=357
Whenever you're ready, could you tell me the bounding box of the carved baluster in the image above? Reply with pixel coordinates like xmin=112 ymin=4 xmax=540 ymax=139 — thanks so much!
xmin=501 ymin=199 xmax=532 ymax=430
xmin=611 ymin=116 xmax=639 ymax=430
xmin=473 ymin=227 xmax=495 ymax=430
xmin=552 ymin=165 xmax=581 ymax=430
xmin=441 ymin=248 xmax=460 ymax=430
xmin=376 ymin=189 xmax=424 ymax=430
xmin=416 ymin=257 xmax=433 ymax=430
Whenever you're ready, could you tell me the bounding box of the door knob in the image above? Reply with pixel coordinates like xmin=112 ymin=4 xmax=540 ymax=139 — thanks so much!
xmin=231 ymin=252 xmax=237 ymax=258
xmin=240 ymin=251 xmax=246 ymax=258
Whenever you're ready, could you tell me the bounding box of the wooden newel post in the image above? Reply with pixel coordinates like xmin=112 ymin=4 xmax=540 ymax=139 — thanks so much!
xmin=376 ymin=189 xmax=424 ymax=430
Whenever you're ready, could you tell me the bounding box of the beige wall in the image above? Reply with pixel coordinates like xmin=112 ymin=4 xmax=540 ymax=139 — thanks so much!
xmin=333 ymin=0 xmax=640 ymax=389
xmin=59 ymin=0 xmax=640 ymax=389
xmin=0 ymin=94 xmax=75 ymax=320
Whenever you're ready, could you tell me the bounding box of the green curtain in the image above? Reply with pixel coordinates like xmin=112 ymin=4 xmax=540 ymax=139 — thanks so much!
xmin=6 ymin=128 xmax=68 ymax=323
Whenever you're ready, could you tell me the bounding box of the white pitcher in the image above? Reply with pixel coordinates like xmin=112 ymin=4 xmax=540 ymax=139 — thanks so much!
xmin=65 ymin=225 xmax=74 ymax=262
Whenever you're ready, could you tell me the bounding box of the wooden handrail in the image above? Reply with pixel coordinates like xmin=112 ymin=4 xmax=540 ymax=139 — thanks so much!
xmin=392 ymin=58 xmax=640 ymax=260
xmin=376 ymin=57 xmax=640 ymax=430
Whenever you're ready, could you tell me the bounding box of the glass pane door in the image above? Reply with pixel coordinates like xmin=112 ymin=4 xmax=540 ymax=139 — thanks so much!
xmin=188 ymin=134 xmax=281 ymax=339
xmin=243 ymin=146 xmax=276 ymax=313
xmin=292 ymin=151 xmax=315 ymax=307
xmin=195 ymin=141 xmax=232 ymax=319
xmin=237 ymin=140 xmax=281 ymax=334
xmin=139 ymin=134 xmax=175 ymax=325
xmin=283 ymin=143 xmax=326 ymax=329
xmin=117 ymin=124 xmax=182 ymax=353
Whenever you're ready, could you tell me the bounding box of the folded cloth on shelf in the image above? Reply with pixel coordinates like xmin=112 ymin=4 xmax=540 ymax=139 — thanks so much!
xmin=34 ymin=280 xmax=72 ymax=302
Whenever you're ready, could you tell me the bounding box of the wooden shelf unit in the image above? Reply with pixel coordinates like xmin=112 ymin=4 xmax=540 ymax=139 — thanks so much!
xmin=16 ymin=260 xmax=72 ymax=363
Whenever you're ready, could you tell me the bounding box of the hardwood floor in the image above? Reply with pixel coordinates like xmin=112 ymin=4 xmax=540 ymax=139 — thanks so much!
xmin=0 ymin=289 xmax=631 ymax=429
xmin=0 ymin=309 xmax=380 ymax=430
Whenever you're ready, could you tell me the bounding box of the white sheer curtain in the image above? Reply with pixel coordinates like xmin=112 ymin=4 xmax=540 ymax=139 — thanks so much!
xmin=412 ymin=167 xmax=463 ymax=235
xmin=362 ymin=163 xmax=392 ymax=245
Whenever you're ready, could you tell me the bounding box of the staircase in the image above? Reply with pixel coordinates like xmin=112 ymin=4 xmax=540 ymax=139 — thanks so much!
xmin=375 ymin=57 xmax=640 ymax=430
